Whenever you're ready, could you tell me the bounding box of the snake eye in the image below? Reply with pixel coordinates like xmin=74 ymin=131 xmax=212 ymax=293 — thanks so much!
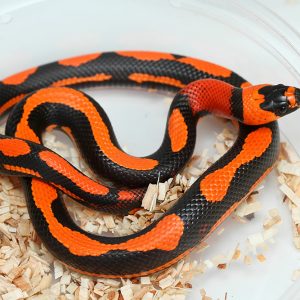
xmin=276 ymin=103 xmax=288 ymax=115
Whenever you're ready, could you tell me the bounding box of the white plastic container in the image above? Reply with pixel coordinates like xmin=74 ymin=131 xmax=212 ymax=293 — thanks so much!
xmin=0 ymin=1 xmax=300 ymax=299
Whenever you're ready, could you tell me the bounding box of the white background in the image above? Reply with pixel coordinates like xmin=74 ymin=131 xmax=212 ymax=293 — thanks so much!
xmin=0 ymin=1 xmax=300 ymax=300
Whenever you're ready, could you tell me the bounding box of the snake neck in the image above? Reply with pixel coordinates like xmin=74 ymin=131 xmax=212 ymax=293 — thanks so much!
xmin=179 ymin=79 xmax=241 ymax=121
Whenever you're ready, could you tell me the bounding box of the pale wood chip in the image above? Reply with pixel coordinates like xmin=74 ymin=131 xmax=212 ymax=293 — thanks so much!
xmin=60 ymin=273 xmax=72 ymax=285
xmin=98 ymin=278 xmax=120 ymax=288
xmin=188 ymin=176 xmax=197 ymax=187
xmin=235 ymin=198 xmax=261 ymax=217
xmin=7 ymin=265 xmax=24 ymax=281
xmin=263 ymin=227 xmax=279 ymax=241
xmin=279 ymin=184 xmax=300 ymax=206
xmin=13 ymin=275 xmax=32 ymax=292
xmin=248 ymin=233 xmax=264 ymax=247
xmin=159 ymin=294 xmax=171 ymax=300
xmin=141 ymin=292 xmax=154 ymax=300
xmin=277 ymin=174 xmax=286 ymax=184
xmin=244 ymin=255 xmax=252 ymax=265
xmin=200 ymin=288 xmax=212 ymax=300
xmin=203 ymin=260 xmax=214 ymax=269
xmin=229 ymin=243 xmax=241 ymax=261
xmin=159 ymin=275 xmax=175 ymax=289
xmin=80 ymin=277 xmax=90 ymax=288
xmin=256 ymin=254 xmax=266 ymax=262
xmin=263 ymin=214 xmax=282 ymax=230
xmin=83 ymin=221 xmax=99 ymax=233
xmin=0 ymin=205 xmax=10 ymax=215
xmin=187 ymin=167 xmax=202 ymax=177
xmin=168 ymin=295 xmax=186 ymax=300
xmin=54 ymin=260 xmax=64 ymax=279
xmin=277 ymin=160 xmax=300 ymax=176
xmin=169 ymin=193 xmax=179 ymax=201
xmin=103 ymin=215 xmax=116 ymax=229
xmin=17 ymin=219 xmax=31 ymax=237
xmin=292 ymin=269 xmax=300 ymax=281
xmin=280 ymin=142 xmax=300 ymax=163
xmin=2 ymin=288 xmax=24 ymax=300
xmin=60 ymin=284 xmax=66 ymax=294
xmin=107 ymin=290 xmax=118 ymax=300
xmin=120 ymin=285 xmax=133 ymax=300
xmin=142 ymin=184 xmax=158 ymax=211
xmin=0 ymin=223 xmax=12 ymax=238
xmin=292 ymin=207 xmax=300 ymax=224
xmin=225 ymin=140 xmax=234 ymax=148
xmin=140 ymin=277 xmax=151 ymax=285
xmin=8 ymin=226 xmax=17 ymax=233
xmin=215 ymin=142 xmax=227 ymax=155
xmin=1 ymin=177 xmax=14 ymax=191
xmin=293 ymin=236 xmax=300 ymax=249
xmin=0 ymin=212 xmax=11 ymax=223
xmin=66 ymin=282 xmax=79 ymax=294
xmin=33 ymin=274 xmax=52 ymax=294
xmin=0 ymin=258 xmax=18 ymax=275
xmin=78 ymin=286 xmax=89 ymax=300
xmin=175 ymin=174 xmax=181 ymax=185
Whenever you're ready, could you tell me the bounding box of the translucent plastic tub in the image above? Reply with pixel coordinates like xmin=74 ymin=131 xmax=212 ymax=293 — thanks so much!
xmin=0 ymin=0 xmax=300 ymax=299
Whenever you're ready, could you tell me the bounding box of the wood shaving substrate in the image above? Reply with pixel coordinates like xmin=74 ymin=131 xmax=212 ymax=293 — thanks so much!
xmin=0 ymin=121 xmax=299 ymax=300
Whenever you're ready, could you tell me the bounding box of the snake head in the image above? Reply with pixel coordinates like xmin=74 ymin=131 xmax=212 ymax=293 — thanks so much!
xmin=242 ymin=84 xmax=300 ymax=125
xmin=259 ymin=84 xmax=300 ymax=117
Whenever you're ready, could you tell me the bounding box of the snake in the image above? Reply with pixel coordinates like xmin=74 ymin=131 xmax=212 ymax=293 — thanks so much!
xmin=0 ymin=51 xmax=299 ymax=278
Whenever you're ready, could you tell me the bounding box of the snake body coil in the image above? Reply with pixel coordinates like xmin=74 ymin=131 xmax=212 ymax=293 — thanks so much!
xmin=0 ymin=51 xmax=299 ymax=277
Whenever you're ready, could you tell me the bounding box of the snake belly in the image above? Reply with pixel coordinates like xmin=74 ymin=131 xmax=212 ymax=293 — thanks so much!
xmin=0 ymin=51 xmax=280 ymax=277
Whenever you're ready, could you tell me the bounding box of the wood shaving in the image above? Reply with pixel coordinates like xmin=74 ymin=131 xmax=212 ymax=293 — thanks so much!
xmin=158 ymin=275 xmax=175 ymax=289
xmin=248 ymin=233 xmax=265 ymax=247
xmin=231 ymin=246 xmax=241 ymax=261
xmin=243 ymin=255 xmax=252 ymax=265
xmin=256 ymin=254 xmax=266 ymax=262
xmin=0 ymin=122 xmax=298 ymax=299
xmin=263 ymin=209 xmax=282 ymax=229
xmin=292 ymin=269 xmax=300 ymax=281
xmin=277 ymin=141 xmax=300 ymax=250
xmin=235 ymin=196 xmax=262 ymax=218
xmin=1 ymin=289 xmax=26 ymax=300
xmin=141 ymin=184 xmax=158 ymax=212
xmin=200 ymin=288 xmax=212 ymax=300
xmin=277 ymin=160 xmax=300 ymax=176
xmin=280 ymin=142 xmax=300 ymax=163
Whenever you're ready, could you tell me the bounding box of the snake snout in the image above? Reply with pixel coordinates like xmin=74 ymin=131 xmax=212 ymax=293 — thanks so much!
xmin=295 ymin=88 xmax=300 ymax=107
